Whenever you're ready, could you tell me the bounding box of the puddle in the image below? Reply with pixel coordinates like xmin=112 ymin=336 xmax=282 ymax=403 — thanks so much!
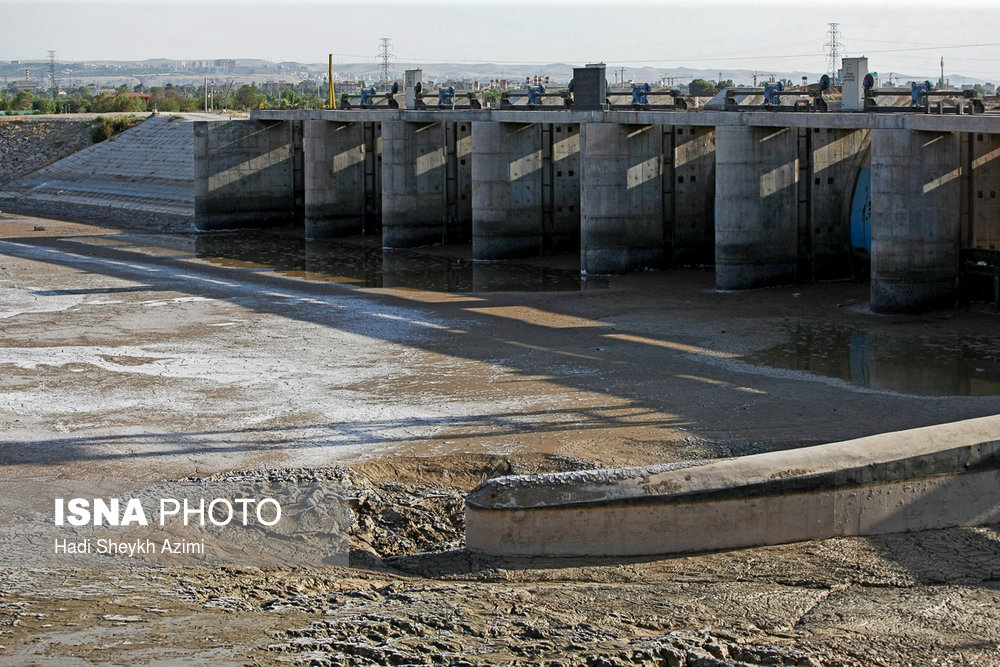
xmin=93 ymin=229 xmax=607 ymax=293
xmin=746 ymin=324 xmax=1000 ymax=396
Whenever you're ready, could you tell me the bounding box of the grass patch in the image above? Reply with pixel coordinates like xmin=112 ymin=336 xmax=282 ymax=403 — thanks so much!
xmin=91 ymin=115 xmax=141 ymax=143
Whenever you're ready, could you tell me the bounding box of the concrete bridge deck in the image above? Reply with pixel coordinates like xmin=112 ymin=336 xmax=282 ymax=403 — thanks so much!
xmin=195 ymin=108 xmax=1000 ymax=313
xmin=255 ymin=108 xmax=1000 ymax=132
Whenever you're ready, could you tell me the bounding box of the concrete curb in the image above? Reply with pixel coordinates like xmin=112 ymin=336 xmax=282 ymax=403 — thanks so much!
xmin=465 ymin=415 xmax=1000 ymax=556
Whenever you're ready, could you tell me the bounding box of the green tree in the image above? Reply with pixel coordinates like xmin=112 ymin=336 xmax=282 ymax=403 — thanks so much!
xmin=234 ymin=84 xmax=258 ymax=110
xmin=32 ymin=98 xmax=56 ymax=114
xmin=717 ymin=79 xmax=735 ymax=89
xmin=12 ymin=91 xmax=34 ymax=110
xmin=688 ymin=79 xmax=718 ymax=96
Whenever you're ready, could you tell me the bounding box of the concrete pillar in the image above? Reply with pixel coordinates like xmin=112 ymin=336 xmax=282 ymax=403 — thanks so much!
xmin=194 ymin=119 xmax=302 ymax=230
xmin=303 ymin=120 xmax=365 ymax=239
xmin=581 ymin=123 xmax=666 ymax=274
xmin=871 ymin=129 xmax=960 ymax=313
xmin=382 ymin=121 xmax=452 ymax=248
xmin=472 ymin=122 xmax=544 ymax=260
xmin=672 ymin=126 xmax=717 ymax=266
xmin=714 ymin=125 xmax=799 ymax=290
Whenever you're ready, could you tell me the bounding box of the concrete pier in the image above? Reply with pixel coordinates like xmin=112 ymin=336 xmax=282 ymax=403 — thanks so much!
xmin=714 ymin=125 xmax=799 ymax=290
xmin=871 ymin=129 xmax=960 ymax=313
xmin=382 ymin=120 xmax=471 ymax=248
xmin=194 ymin=119 xmax=302 ymax=230
xmin=465 ymin=415 xmax=1000 ymax=557
xmin=472 ymin=121 xmax=582 ymax=260
xmin=581 ymin=123 xmax=667 ymax=274
xmin=303 ymin=120 xmax=365 ymax=238
xmin=472 ymin=122 xmax=546 ymax=259
xmin=580 ymin=123 xmax=716 ymax=274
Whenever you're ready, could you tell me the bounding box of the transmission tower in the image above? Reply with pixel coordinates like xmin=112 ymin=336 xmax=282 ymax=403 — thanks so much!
xmin=825 ymin=23 xmax=844 ymax=83
xmin=48 ymin=50 xmax=58 ymax=99
xmin=378 ymin=37 xmax=393 ymax=90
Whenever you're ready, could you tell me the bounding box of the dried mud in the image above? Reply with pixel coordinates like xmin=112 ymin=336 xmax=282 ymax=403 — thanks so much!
xmin=0 ymin=214 xmax=998 ymax=665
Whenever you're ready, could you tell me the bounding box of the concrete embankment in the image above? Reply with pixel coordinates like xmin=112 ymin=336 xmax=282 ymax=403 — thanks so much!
xmin=0 ymin=113 xmax=224 ymax=231
xmin=466 ymin=415 xmax=1000 ymax=556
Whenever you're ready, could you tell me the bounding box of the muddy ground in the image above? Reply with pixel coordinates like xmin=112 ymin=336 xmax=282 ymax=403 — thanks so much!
xmin=0 ymin=213 xmax=998 ymax=665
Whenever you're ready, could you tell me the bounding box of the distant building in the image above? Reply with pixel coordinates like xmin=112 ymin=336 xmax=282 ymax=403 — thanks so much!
xmin=182 ymin=59 xmax=237 ymax=74
xmin=7 ymin=80 xmax=40 ymax=93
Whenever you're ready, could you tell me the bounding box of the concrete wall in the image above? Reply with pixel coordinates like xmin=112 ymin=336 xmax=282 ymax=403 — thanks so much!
xmin=964 ymin=131 xmax=1000 ymax=252
xmin=715 ymin=125 xmax=799 ymax=289
xmin=581 ymin=123 xmax=667 ymax=274
xmin=871 ymin=129 xmax=961 ymax=313
xmin=194 ymin=119 xmax=302 ymax=231
xmin=672 ymin=126 xmax=717 ymax=266
xmin=715 ymin=125 xmax=869 ymax=289
xmin=466 ymin=415 xmax=1000 ymax=557
xmin=303 ymin=120 xmax=365 ymax=238
xmin=549 ymin=122 xmax=581 ymax=251
xmin=381 ymin=120 xmax=471 ymax=248
xmin=472 ymin=122 xmax=545 ymax=259
xmin=446 ymin=120 xmax=473 ymax=244
xmin=811 ymin=129 xmax=871 ymax=281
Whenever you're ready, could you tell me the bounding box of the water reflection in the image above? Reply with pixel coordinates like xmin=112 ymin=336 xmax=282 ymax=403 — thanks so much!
xmin=747 ymin=324 xmax=1000 ymax=396
xmin=190 ymin=230 xmax=605 ymax=293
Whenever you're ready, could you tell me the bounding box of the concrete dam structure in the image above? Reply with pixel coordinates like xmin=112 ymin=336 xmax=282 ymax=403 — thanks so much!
xmin=194 ymin=108 xmax=1000 ymax=313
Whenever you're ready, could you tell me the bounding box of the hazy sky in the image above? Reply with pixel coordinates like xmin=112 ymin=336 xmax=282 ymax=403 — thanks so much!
xmin=1 ymin=0 xmax=999 ymax=80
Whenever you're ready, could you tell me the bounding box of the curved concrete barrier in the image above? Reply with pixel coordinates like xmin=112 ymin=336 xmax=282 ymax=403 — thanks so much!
xmin=465 ymin=416 xmax=1000 ymax=556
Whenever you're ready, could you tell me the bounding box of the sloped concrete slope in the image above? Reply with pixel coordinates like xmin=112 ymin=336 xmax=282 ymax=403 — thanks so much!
xmin=466 ymin=415 xmax=1000 ymax=556
xmin=0 ymin=114 xmax=221 ymax=227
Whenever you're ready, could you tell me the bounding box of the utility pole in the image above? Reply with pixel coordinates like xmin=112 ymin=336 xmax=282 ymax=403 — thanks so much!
xmin=939 ymin=56 xmax=945 ymax=88
xmin=328 ymin=54 xmax=336 ymax=109
xmin=47 ymin=50 xmax=58 ymax=101
xmin=378 ymin=37 xmax=393 ymax=91
xmin=825 ymin=22 xmax=843 ymax=83
xmin=204 ymin=77 xmax=208 ymax=112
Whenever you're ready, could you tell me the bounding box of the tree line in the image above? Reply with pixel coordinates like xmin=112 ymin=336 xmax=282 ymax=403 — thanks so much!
xmin=0 ymin=82 xmax=324 ymax=114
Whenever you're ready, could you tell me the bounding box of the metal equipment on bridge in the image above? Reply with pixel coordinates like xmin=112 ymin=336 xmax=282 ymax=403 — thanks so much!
xmin=631 ymin=82 xmax=649 ymax=106
xmin=723 ymin=77 xmax=828 ymax=111
xmin=409 ymin=81 xmax=483 ymax=109
xmin=339 ymin=82 xmax=400 ymax=110
xmin=862 ymin=76 xmax=985 ymax=114
xmin=605 ymin=83 xmax=687 ymax=110
xmin=498 ymin=85 xmax=570 ymax=109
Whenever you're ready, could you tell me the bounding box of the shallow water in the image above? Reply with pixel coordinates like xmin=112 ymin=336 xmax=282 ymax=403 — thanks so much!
xmin=100 ymin=229 xmax=608 ymax=293
xmin=747 ymin=323 xmax=1000 ymax=396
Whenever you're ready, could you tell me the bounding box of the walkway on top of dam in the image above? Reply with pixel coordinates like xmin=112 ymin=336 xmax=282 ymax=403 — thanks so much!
xmin=255 ymin=107 xmax=1000 ymax=133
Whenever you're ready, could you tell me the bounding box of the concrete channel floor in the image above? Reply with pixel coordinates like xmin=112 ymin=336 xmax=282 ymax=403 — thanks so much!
xmin=0 ymin=214 xmax=998 ymax=665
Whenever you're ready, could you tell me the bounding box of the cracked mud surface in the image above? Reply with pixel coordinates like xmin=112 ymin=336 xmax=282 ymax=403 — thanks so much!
xmin=0 ymin=214 xmax=998 ymax=665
